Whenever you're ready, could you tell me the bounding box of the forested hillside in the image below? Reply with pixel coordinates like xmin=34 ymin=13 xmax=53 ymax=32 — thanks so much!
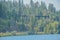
xmin=0 ymin=0 xmax=60 ymax=36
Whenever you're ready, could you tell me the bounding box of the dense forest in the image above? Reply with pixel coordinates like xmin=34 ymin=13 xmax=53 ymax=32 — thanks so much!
xmin=0 ymin=0 xmax=60 ymax=36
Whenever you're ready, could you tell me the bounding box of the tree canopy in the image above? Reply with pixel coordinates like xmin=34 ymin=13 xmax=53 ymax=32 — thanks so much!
xmin=0 ymin=0 xmax=60 ymax=35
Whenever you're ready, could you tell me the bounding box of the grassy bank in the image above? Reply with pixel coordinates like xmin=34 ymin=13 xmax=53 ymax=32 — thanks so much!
xmin=0 ymin=31 xmax=28 ymax=37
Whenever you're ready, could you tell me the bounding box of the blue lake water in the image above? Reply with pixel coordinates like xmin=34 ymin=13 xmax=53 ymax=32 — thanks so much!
xmin=0 ymin=34 xmax=60 ymax=40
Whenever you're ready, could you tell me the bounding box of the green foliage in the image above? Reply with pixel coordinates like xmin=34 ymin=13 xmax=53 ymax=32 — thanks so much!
xmin=0 ymin=0 xmax=60 ymax=36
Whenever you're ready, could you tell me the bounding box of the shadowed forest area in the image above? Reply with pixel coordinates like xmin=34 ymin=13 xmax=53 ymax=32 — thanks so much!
xmin=0 ymin=0 xmax=60 ymax=36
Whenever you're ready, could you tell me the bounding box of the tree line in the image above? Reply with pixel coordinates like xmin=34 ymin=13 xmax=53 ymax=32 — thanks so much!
xmin=0 ymin=0 xmax=60 ymax=34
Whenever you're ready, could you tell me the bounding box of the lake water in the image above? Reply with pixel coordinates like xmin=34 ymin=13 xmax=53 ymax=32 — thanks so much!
xmin=0 ymin=34 xmax=60 ymax=40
